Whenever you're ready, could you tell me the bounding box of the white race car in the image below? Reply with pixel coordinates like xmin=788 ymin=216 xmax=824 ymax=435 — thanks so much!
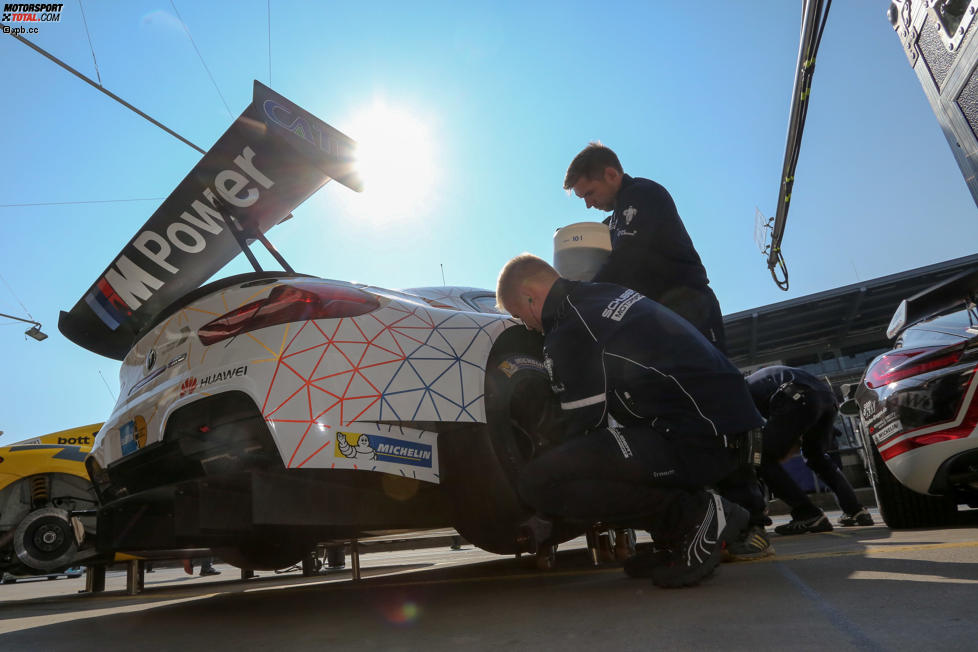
xmin=59 ymin=83 xmax=568 ymax=569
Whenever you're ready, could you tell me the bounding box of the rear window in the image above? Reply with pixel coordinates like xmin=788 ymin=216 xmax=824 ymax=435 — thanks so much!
xmin=466 ymin=294 xmax=504 ymax=315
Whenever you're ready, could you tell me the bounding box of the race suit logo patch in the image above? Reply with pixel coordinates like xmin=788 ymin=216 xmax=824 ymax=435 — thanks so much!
xmin=623 ymin=205 xmax=638 ymax=225
xmin=608 ymin=426 xmax=633 ymax=459
xmin=335 ymin=432 xmax=433 ymax=468
xmin=602 ymin=289 xmax=641 ymax=322
xmin=542 ymin=353 xmax=565 ymax=394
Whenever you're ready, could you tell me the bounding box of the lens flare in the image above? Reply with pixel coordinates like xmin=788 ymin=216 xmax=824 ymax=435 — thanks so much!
xmin=382 ymin=599 xmax=422 ymax=625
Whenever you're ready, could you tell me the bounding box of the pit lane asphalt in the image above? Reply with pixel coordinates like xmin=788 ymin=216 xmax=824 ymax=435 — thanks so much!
xmin=2 ymin=509 xmax=977 ymax=651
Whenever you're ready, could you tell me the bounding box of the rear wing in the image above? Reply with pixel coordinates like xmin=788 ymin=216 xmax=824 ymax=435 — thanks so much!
xmin=886 ymin=267 xmax=978 ymax=339
xmin=59 ymin=81 xmax=361 ymax=360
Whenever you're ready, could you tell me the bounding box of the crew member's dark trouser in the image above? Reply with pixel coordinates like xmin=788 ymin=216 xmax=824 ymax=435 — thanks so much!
xmin=717 ymin=460 xmax=767 ymax=527
xmin=658 ymin=285 xmax=727 ymax=354
xmin=517 ymin=423 xmax=738 ymax=543
xmin=759 ymin=392 xmax=861 ymax=519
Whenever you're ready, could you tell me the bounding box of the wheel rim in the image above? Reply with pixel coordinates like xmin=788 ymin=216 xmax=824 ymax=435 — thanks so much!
xmin=13 ymin=507 xmax=77 ymax=571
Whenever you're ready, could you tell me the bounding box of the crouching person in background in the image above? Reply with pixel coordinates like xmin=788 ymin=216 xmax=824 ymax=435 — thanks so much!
xmin=748 ymin=365 xmax=874 ymax=534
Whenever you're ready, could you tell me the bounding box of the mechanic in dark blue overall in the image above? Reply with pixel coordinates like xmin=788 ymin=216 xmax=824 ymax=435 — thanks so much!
xmin=563 ymin=143 xmax=771 ymax=558
xmin=496 ymin=254 xmax=762 ymax=588
xmin=564 ymin=143 xmax=726 ymax=352
xmin=748 ymin=365 xmax=874 ymax=534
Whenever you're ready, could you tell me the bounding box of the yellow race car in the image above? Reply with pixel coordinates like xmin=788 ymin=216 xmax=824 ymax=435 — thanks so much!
xmin=0 ymin=424 xmax=101 ymax=578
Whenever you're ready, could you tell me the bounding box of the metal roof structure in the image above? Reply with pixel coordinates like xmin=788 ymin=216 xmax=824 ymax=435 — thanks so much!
xmin=724 ymin=253 xmax=978 ymax=371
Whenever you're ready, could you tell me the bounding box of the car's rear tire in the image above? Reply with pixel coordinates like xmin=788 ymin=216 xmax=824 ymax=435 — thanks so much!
xmin=440 ymin=353 xmax=578 ymax=554
xmin=870 ymin=445 xmax=957 ymax=528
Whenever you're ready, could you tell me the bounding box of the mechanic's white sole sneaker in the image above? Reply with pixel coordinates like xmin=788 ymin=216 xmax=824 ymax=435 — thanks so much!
xmin=652 ymin=494 xmax=749 ymax=588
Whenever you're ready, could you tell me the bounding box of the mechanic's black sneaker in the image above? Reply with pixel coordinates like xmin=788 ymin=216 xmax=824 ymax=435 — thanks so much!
xmin=651 ymin=494 xmax=749 ymax=588
xmin=623 ymin=543 xmax=672 ymax=578
xmin=774 ymin=512 xmax=833 ymax=535
xmin=838 ymin=508 xmax=875 ymax=527
xmin=199 ymin=567 xmax=221 ymax=576
xmin=723 ymin=525 xmax=775 ymax=562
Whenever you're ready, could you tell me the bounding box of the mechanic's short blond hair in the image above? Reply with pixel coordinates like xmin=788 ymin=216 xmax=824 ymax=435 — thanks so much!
xmin=496 ymin=253 xmax=559 ymax=313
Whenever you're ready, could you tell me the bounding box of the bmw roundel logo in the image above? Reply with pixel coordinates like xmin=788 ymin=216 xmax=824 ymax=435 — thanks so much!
xmin=146 ymin=349 xmax=157 ymax=371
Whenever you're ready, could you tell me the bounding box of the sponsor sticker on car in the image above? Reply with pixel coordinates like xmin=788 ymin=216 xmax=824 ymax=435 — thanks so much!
xmin=336 ymin=432 xmax=433 ymax=468
xmin=328 ymin=423 xmax=439 ymax=483
xmin=119 ymin=416 xmax=147 ymax=455
xmin=871 ymin=418 xmax=903 ymax=445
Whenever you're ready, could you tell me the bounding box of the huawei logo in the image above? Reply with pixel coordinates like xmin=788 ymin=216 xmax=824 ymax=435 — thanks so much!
xmin=180 ymin=377 xmax=198 ymax=397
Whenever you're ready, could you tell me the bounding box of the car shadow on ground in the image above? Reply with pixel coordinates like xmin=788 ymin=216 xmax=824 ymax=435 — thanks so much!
xmin=0 ymin=562 xmax=438 ymax=621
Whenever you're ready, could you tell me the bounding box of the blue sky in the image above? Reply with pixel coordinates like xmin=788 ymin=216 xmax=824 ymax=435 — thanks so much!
xmin=2 ymin=1 xmax=976 ymax=443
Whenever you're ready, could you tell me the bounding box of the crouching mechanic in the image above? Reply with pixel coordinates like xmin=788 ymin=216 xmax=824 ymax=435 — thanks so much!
xmin=748 ymin=366 xmax=874 ymax=534
xmin=496 ymin=254 xmax=764 ymax=588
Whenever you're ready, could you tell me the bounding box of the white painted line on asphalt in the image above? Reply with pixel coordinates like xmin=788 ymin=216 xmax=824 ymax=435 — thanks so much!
xmin=730 ymin=540 xmax=978 ymax=564
xmin=848 ymin=571 xmax=978 ymax=584
xmin=0 ymin=593 xmax=219 ymax=635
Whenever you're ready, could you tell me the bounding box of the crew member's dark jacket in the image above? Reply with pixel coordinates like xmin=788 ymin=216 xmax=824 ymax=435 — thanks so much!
xmin=746 ymin=365 xmax=836 ymax=419
xmin=592 ymin=174 xmax=710 ymax=308
xmin=541 ymin=278 xmax=762 ymax=437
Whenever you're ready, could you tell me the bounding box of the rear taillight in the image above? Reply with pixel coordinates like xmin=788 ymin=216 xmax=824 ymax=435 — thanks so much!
xmin=864 ymin=344 xmax=966 ymax=389
xmin=198 ymin=282 xmax=380 ymax=346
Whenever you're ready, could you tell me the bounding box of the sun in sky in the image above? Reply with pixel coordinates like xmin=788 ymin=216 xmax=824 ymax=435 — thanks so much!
xmin=345 ymin=101 xmax=439 ymax=223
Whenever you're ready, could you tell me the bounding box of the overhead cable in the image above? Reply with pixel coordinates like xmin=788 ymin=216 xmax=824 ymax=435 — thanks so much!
xmin=0 ymin=270 xmax=35 ymax=322
xmin=7 ymin=31 xmax=205 ymax=154
xmin=169 ymin=0 xmax=233 ymax=119
xmin=268 ymin=0 xmax=272 ymax=85
xmin=77 ymin=0 xmax=101 ymax=86
xmin=0 ymin=198 xmax=164 ymax=208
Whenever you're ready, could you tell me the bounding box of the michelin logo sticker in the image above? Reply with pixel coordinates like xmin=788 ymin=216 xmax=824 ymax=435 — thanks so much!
xmin=336 ymin=432 xmax=432 ymax=468
xmin=329 ymin=424 xmax=439 ymax=483
xmin=335 ymin=433 xmax=377 ymax=460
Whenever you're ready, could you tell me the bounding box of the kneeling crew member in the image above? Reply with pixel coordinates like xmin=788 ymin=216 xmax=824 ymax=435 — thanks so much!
xmin=496 ymin=254 xmax=762 ymax=588
xmin=748 ymin=365 xmax=874 ymax=534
